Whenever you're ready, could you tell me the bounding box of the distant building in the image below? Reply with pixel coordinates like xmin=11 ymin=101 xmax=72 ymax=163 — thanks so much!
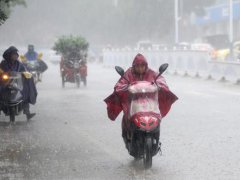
xmin=191 ymin=0 xmax=240 ymax=48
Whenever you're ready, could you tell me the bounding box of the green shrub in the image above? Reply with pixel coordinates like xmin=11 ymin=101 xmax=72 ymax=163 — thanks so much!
xmin=53 ymin=35 xmax=89 ymax=59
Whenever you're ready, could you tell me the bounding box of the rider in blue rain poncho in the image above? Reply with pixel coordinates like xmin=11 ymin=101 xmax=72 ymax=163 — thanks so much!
xmin=24 ymin=44 xmax=38 ymax=61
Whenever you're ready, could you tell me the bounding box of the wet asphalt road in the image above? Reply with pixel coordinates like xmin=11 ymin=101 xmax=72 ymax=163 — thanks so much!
xmin=0 ymin=60 xmax=240 ymax=180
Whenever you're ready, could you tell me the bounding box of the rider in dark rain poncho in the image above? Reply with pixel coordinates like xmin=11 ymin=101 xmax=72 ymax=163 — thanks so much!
xmin=0 ymin=46 xmax=37 ymax=120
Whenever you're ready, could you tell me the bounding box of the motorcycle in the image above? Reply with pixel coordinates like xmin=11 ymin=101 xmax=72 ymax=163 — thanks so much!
xmin=61 ymin=59 xmax=87 ymax=88
xmin=0 ymin=71 xmax=24 ymax=122
xmin=20 ymin=53 xmax=47 ymax=84
xmin=115 ymin=63 xmax=169 ymax=169
xmin=26 ymin=61 xmax=40 ymax=84
xmin=79 ymin=61 xmax=87 ymax=86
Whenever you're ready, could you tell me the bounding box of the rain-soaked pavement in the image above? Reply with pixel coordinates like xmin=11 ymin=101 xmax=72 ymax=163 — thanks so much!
xmin=0 ymin=57 xmax=240 ymax=180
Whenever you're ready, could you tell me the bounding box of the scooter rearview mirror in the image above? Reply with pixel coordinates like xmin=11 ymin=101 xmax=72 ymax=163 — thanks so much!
xmin=115 ymin=66 xmax=125 ymax=77
xmin=115 ymin=66 xmax=130 ymax=84
xmin=158 ymin=63 xmax=168 ymax=76
xmin=155 ymin=63 xmax=169 ymax=80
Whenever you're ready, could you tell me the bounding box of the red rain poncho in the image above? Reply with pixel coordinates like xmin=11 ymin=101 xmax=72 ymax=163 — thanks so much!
xmin=104 ymin=53 xmax=178 ymax=121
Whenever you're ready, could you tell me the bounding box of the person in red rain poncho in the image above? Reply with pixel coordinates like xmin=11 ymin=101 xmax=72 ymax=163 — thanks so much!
xmin=104 ymin=53 xmax=178 ymax=148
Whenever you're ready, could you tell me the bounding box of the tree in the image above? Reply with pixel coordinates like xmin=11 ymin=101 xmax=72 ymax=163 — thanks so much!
xmin=53 ymin=35 xmax=89 ymax=59
xmin=0 ymin=0 xmax=26 ymax=25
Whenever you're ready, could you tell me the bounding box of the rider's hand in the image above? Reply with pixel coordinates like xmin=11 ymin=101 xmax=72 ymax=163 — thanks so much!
xmin=22 ymin=72 xmax=32 ymax=79
xmin=115 ymin=84 xmax=129 ymax=92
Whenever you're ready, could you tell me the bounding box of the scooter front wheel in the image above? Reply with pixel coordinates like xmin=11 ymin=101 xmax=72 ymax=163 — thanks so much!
xmin=82 ymin=76 xmax=87 ymax=86
xmin=62 ymin=75 xmax=65 ymax=88
xmin=76 ymin=75 xmax=80 ymax=88
xmin=9 ymin=108 xmax=15 ymax=123
xmin=143 ymin=136 xmax=152 ymax=169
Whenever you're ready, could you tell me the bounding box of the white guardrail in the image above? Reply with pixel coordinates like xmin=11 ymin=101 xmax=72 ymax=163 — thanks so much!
xmin=103 ymin=49 xmax=240 ymax=84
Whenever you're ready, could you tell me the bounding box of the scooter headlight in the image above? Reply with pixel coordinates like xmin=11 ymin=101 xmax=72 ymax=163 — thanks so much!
xmin=2 ymin=74 xmax=9 ymax=80
xmin=134 ymin=118 xmax=139 ymax=123
xmin=74 ymin=62 xmax=80 ymax=69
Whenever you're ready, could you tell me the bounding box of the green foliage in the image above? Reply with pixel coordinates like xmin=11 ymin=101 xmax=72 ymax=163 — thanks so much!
xmin=53 ymin=35 xmax=89 ymax=58
xmin=0 ymin=0 xmax=26 ymax=25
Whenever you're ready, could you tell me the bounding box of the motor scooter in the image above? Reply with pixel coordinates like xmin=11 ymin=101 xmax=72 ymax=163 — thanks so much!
xmin=0 ymin=71 xmax=24 ymax=122
xmin=115 ymin=63 xmax=169 ymax=169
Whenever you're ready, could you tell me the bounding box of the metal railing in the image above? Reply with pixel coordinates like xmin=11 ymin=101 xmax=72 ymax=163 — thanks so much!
xmin=103 ymin=49 xmax=240 ymax=84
